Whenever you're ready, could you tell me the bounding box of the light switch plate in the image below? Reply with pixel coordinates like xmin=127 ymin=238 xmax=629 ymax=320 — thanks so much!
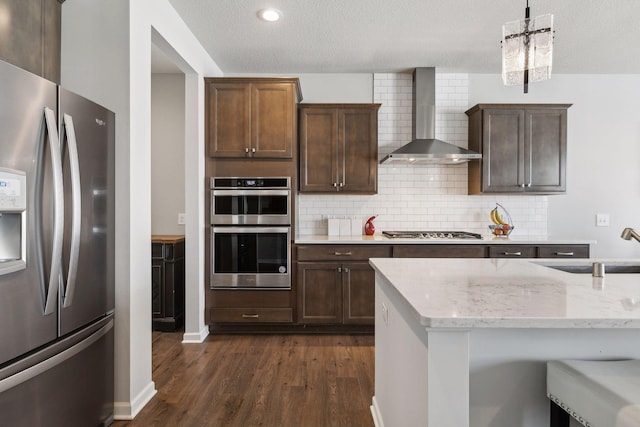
xmin=596 ymin=213 xmax=610 ymax=227
xmin=178 ymin=213 xmax=186 ymax=225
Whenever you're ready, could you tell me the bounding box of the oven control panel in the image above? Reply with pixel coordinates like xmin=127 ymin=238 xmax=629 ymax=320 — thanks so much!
xmin=212 ymin=177 xmax=290 ymax=189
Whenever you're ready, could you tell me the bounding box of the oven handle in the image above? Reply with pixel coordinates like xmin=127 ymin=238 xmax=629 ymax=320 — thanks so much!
xmin=212 ymin=226 xmax=291 ymax=234
xmin=212 ymin=189 xmax=290 ymax=196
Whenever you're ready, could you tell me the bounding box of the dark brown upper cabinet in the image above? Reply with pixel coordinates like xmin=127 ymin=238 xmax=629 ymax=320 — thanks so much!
xmin=466 ymin=104 xmax=571 ymax=194
xmin=299 ymin=104 xmax=380 ymax=194
xmin=205 ymin=77 xmax=302 ymax=159
xmin=0 ymin=0 xmax=64 ymax=83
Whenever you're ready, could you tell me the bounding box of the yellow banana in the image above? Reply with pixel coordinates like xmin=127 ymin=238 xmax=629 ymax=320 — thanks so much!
xmin=490 ymin=206 xmax=506 ymax=225
xmin=490 ymin=208 xmax=500 ymax=225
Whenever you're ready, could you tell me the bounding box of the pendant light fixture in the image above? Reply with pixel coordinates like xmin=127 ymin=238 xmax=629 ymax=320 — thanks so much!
xmin=502 ymin=0 xmax=554 ymax=93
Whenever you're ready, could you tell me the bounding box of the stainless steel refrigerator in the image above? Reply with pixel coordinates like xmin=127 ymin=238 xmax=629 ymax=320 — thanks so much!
xmin=0 ymin=59 xmax=115 ymax=426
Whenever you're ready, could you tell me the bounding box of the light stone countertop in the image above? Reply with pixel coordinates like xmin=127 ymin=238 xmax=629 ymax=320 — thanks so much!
xmin=295 ymin=234 xmax=596 ymax=245
xmin=369 ymin=257 xmax=640 ymax=329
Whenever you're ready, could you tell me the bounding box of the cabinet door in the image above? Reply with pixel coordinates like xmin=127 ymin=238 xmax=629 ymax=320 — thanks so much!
xmin=251 ymin=83 xmax=295 ymax=158
xmin=42 ymin=0 xmax=61 ymax=83
xmin=299 ymin=107 xmax=339 ymax=192
xmin=0 ymin=0 xmax=43 ymax=77
xmin=525 ymin=108 xmax=567 ymax=192
xmin=342 ymin=262 xmax=375 ymax=325
xmin=151 ymin=257 xmax=163 ymax=318
xmin=482 ymin=109 xmax=525 ymax=192
xmin=206 ymin=82 xmax=251 ymax=157
xmin=297 ymin=262 xmax=342 ymax=324
xmin=339 ymin=108 xmax=378 ymax=194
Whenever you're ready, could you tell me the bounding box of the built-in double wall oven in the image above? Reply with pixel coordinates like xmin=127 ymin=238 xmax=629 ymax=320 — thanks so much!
xmin=210 ymin=177 xmax=291 ymax=289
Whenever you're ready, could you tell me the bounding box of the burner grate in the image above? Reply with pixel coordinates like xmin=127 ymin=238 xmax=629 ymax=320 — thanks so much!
xmin=382 ymin=231 xmax=482 ymax=240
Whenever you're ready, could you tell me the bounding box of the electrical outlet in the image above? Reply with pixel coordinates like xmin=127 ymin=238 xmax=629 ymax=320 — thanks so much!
xmin=596 ymin=213 xmax=610 ymax=227
xmin=178 ymin=213 xmax=186 ymax=225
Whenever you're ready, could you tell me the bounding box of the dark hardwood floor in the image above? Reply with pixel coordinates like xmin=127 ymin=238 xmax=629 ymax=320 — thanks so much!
xmin=112 ymin=332 xmax=375 ymax=427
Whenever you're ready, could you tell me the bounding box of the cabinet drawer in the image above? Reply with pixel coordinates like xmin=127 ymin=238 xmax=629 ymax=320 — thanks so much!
xmin=393 ymin=245 xmax=486 ymax=258
xmin=297 ymin=245 xmax=392 ymax=261
xmin=488 ymin=246 xmax=537 ymax=258
xmin=537 ymin=245 xmax=589 ymax=258
xmin=210 ymin=290 xmax=291 ymax=308
xmin=209 ymin=308 xmax=292 ymax=323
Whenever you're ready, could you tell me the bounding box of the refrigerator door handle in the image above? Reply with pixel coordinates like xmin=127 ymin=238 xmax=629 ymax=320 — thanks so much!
xmin=43 ymin=107 xmax=64 ymax=316
xmin=61 ymin=113 xmax=82 ymax=308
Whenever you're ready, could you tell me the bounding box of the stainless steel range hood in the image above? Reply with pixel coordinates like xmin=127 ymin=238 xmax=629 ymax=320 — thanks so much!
xmin=380 ymin=67 xmax=481 ymax=164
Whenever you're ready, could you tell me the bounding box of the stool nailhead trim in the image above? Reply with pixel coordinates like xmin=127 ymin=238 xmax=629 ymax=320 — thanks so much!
xmin=548 ymin=393 xmax=592 ymax=427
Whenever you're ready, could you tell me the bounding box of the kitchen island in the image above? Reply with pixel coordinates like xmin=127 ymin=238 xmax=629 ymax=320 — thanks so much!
xmin=369 ymin=258 xmax=640 ymax=427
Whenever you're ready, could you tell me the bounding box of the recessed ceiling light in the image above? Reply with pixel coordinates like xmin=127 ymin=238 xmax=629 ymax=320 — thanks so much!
xmin=258 ymin=8 xmax=281 ymax=22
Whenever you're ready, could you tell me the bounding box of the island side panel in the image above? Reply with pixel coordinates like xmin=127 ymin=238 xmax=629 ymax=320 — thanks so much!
xmin=372 ymin=272 xmax=470 ymax=427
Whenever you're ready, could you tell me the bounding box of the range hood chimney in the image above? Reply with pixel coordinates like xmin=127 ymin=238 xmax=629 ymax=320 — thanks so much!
xmin=380 ymin=67 xmax=481 ymax=164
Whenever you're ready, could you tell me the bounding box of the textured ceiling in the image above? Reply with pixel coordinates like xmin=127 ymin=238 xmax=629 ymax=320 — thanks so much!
xmin=165 ymin=0 xmax=640 ymax=74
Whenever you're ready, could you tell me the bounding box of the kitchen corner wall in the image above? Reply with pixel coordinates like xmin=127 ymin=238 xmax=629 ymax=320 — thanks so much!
xmin=297 ymin=72 xmax=548 ymax=237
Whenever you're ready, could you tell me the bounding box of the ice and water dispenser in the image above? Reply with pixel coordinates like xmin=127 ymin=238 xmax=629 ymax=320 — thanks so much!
xmin=0 ymin=168 xmax=26 ymax=275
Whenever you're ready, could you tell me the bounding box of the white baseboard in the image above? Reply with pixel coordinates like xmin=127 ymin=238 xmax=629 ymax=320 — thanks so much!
xmin=113 ymin=381 xmax=157 ymax=420
xmin=182 ymin=325 xmax=209 ymax=343
xmin=370 ymin=396 xmax=384 ymax=427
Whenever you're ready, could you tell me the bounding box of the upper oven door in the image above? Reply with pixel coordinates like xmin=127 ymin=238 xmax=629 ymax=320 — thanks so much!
xmin=211 ymin=189 xmax=291 ymax=225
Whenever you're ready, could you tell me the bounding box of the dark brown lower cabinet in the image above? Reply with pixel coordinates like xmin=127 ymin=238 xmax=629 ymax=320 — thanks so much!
xmin=294 ymin=242 xmax=588 ymax=329
xmin=393 ymin=244 xmax=487 ymax=258
xmin=152 ymin=235 xmax=185 ymax=331
xmin=297 ymin=261 xmax=375 ymax=325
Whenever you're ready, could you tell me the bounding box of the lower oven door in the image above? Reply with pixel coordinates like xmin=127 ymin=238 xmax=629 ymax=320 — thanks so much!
xmin=211 ymin=226 xmax=291 ymax=289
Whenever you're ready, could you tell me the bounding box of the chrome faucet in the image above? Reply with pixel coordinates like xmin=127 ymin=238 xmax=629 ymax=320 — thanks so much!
xmin=621 ymin=227 xmax=640 ymax=243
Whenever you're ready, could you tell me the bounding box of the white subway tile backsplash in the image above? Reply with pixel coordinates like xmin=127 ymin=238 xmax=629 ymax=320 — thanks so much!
xmin=297 ymin=72 xmax=548 ymax=238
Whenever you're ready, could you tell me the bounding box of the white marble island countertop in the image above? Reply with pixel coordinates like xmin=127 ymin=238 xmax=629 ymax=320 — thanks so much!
xmin=369 ymin=257 xmax=640 ymax=329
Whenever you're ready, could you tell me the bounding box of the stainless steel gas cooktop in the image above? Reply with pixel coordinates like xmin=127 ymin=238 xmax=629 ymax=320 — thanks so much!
xmin=382 ymin=231 xmax=483 ymax=240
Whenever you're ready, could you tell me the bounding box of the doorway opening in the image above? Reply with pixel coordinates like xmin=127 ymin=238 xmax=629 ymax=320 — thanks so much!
xmin=150 ymin=42 xmax=186 ymax=334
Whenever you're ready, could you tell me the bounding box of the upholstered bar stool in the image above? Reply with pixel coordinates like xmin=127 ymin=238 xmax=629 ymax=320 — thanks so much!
xmin=547 ymin=359 xmax=640 ymax=427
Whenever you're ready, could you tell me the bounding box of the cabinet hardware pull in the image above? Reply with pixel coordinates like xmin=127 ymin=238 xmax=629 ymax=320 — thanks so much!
xmin=242 ymin=314 xmax=259 ymax=319
xmin=527 ymin=183 xmax=532 ymax=187
xmin=333 ymin=182 xmax=338 ymax=188
xmin=334 ymin=252 xmax=352 ymax=256
xmin=503 ymin=251 xmax=522 ymax=256
xmin=520 ymin=184 xmax=525 ymax=188
xmin=555 ymin=252 xmax=574 ymax=256
xmin=339 ymin=182 xmax=344 ymax=187
xmin=343 ymin=268 xmax=350 ymax=273
xmin=337 ymin=267 xmax=342 ymax=273
xmin=251 ymin=148 xmax=256 ymax=153
xmin=245 ymin=148 xmax=249 ymax=153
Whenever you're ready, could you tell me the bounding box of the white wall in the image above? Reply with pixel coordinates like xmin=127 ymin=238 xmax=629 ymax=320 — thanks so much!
xmin=469 ymin=74 xmax=640 ymax=258
xmin=61 ymin=0 xmax=221 ymax=419
xmin=151 ymin=74 xmax=185 ymax=235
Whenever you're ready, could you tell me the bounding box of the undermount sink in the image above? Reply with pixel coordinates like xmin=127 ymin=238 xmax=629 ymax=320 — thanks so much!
xmin=544 ymin=264 xmax=640 ymax=274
